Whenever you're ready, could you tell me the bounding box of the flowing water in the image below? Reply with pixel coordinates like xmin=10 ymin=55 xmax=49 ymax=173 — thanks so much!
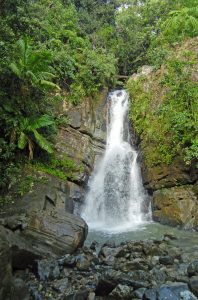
xmin=81 ymin=90 xmax=151 ymax=232
xmin=81 ymin=89 xmax=198 ymax=252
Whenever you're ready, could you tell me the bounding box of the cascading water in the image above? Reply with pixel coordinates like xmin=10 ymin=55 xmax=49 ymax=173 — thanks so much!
xmin=81 ymin=90 xmax=151 ymax=232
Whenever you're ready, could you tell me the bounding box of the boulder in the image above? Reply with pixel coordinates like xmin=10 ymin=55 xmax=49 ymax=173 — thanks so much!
xmin=0 ymin=210 xmax=87 ymax=260
xmin=142 ymin=157 xmax=197 ymax=191
xmin=152 ymin=185 xmax=198 ymax=228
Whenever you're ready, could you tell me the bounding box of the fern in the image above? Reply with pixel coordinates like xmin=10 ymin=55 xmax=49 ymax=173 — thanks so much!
xmin=32 ymin=130 xmax=53 ymax=154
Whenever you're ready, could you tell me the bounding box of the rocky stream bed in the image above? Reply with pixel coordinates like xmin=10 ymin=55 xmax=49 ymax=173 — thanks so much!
xmin=3 ymin=233 xmax=198 ymax=300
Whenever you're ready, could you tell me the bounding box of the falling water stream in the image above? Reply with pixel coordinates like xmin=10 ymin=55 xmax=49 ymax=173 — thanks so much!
xmin=81 ymin=90 xmax=151 ymax=233
xmin=81 ymin=90 xmax=198 ymax=252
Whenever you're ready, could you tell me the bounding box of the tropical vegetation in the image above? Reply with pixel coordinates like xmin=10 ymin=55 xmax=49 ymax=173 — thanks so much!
xmin=0 ymin=0 xmax=197 ymax=197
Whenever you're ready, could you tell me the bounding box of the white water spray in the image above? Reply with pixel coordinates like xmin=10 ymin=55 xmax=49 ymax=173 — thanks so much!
xmin=81 ymin=90 xmax=151 ymax=232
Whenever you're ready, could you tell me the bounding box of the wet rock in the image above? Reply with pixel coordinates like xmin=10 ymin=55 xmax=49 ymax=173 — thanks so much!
xmin=95 ymin=270 xmax=133 ymax=296
xmin=187 ymin=261 xmax=198 ymax=276
xmin=109 ymin=284 xmax=132 ymax=299
xmin=150 ymin=268 xmax=167 ymax=285
xmin=153 ymin=186 xmax=198 ymax=229
xmin=52 ymin=278 xmax=69 ymax=293
xmin=87 ymin=292 xmax=95 ymax=300
xmin=28 ymin=284 xmax=43 ymax=300
xmin=102 ymin=240 xmax=116 ymax=248
xmin=1 ymin=211 xmax=88 ymax=259
xmin=76 ymin=254 xmax=91 ymax=271
xmin=189 ymin=276 xmax=198 ymax=297
xmin=64 ymin=290 xmax=89 ymax=300
xmin=90 ymin=241 xmax=98 ymax=251
xmin=180 ymin=290 xmax=198 ymax=300
xmin=37 ymin=259 xmax=60 ymax=281
xmin=157 ymin=286 xmax=179 ymax=300
xmin=58 ymin=254 xmax=76 ymax=268
xmin=132 ymin=287 xmax=146 ymax=299
xmin=157 ymin=282 xmax=192 ymax=300
xmin=142 ymin=157 xmax=197 ymax=191
xmin=11 ymin=278 xmax=30 ymax=300
xmin=159 ymin=255 xmax=174 ymax=265
xmin=143 ymin=288 xmax=157 ymax=300
xmin=99 ymin=246 xmax=122 ymax=266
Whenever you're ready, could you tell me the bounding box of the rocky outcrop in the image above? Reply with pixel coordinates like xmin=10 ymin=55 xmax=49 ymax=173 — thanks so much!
xmin=0 ymin=174 xmax=88 ymax=257
xmin=128 ymin=39 xmax=198 ymax=230
xmin=56 ymin=89 xmax=107 ymax=186
xmin=142 ymin=157 xmax=198 ymax=191
xmin=153 ymin=185 xmax=198 ymax=229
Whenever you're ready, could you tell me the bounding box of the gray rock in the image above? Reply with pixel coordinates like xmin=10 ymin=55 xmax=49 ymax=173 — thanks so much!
xmin=188 ymin=261 xmax=198 ymax=276
xmin=58 ymin=254 xmax=76 ymax=268
xmin=189 ymin=276 xmax=198 ymax=297
xmin=109 ymin=284 xmax=132 ymax=299
xmin=52 ymin=278 xmax=69 ymax=293
xmin=143 ymin=288 xmax=157 ymax=300
xmin=158 ymin=282 xmax=191 ymax=300
xmin=159 ymin=256 xmax=174 ymax=265
xmin=132 ymin=288 xmax=146 ymax=299
xmin=10 ymin=278 xmax=30 ymax=300
xmin=64 ymin=290 xmax=89 ymax=300
xmin=76 ymin=254 xmax=91 ymax=271
xmin=157 ymin=287 xmax=179 ymax=300
xmin=37 ymin=259 xmax=60 ymax=281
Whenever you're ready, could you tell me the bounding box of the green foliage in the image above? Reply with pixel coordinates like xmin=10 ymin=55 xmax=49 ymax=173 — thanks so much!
xmin=34 ymin=155 xmax=81 ymax=181
xmin=17 ymin=115 xmax=54 ymax=159
xmin=127 ymin=50 xmax=198 ymax=166
xmin=161 ymin=7 xmax=198 ymax=43
xmin=0 ymin=0 xmax=198 ymax=193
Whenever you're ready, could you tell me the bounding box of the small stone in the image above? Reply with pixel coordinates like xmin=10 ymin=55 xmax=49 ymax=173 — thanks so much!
xmin=58 ymin=254 xmax=76 ymax=268
xmin=143 ymin=288 xmax=157 ymax=300
xmin=37 ymin=260 xmax=60 ymax=281
xmin=159 ymin=256 xmax=174 ymax=265
xmin=102 ymin=240 xmax=116 ymax=248
xmin=87 ymin=292 xmax=95 ymax=300
xmin=132 ymin=287 xmax=146 ymax=299
xmin=52 ymin=278 xmax=68 ymax=293
xmin=76 ymin=254 xmax=91 ymax=271
xmin=109 ymin=284 xmax=132 ymax=299
xmin=188 ymin=261 xmax=198 ymax=276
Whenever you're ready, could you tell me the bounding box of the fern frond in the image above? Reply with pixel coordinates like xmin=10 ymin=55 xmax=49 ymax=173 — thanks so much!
xmin=40 ymin=80 xmax=60 ymax=90
xmin=18 ymin=132 xmax=27 ymax=149
xmin=33 ymin=130 xmax=53 ymax=154
xmin=30 ymin=115 xmax=54 ymax=130
xmin=10 ymin=63 xmax=21 ymax=78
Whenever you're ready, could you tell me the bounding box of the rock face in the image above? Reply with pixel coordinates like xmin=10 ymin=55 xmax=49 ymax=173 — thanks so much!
xmin=130 ymin=59 xmax=198 ymax=229
xmin=56 ymin=89 xmax=107 ymax=187
xmin=0 ymin=176 xmax=88 ymax=261
xmin=153 ymin=185 xmax=198 ymax=229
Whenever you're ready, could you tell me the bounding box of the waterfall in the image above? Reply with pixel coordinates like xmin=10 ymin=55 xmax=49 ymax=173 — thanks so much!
xmin=81 ymin=90 xmax=151 ymax=232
